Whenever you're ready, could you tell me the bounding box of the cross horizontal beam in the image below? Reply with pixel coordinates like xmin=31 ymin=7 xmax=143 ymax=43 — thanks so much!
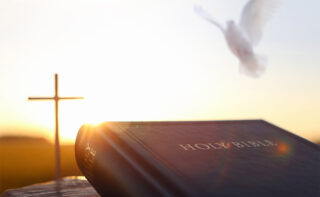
xmin=28 ymin=97 xmax=84 ymax=100
xmin=58 ymin=97 xmax=84 ymax=100
xmin=28 ymin=97 xmax=55 ymax=100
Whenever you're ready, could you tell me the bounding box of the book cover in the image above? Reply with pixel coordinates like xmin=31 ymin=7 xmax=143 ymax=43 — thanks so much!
xmin=75 ymin=120 xmax=320 ymax=196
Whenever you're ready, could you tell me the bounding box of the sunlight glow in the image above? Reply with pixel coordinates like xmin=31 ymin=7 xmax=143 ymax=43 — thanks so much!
xmin=0 ymin=0 xmax=319 ymax=144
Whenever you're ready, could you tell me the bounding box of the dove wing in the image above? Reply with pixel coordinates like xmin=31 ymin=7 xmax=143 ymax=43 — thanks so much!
xmin=194 ymin=5 xmax=224 ymax=33
xmin=239 ymin=0 xmax=282 ymax=45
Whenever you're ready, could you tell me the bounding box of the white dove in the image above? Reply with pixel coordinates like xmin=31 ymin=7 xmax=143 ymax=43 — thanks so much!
xmin=195 ymin=0 xmax=282 ymax=77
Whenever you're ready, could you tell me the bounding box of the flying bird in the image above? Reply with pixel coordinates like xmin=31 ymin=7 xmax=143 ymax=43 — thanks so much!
xmin=195 ymin=0 xmax=282 ymax=77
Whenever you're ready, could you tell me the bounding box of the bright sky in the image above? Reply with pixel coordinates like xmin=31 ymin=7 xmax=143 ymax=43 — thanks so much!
xmin=0 ymin=0 xmax=319 ymax=144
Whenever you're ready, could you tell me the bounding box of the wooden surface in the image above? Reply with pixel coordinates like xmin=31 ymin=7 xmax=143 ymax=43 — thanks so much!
xmin=1 ymin=176 xmax=99 ymax=197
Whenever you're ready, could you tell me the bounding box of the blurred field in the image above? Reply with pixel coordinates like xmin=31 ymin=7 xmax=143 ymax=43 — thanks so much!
xmin=0 ymin=136 xmax=82 ymax=194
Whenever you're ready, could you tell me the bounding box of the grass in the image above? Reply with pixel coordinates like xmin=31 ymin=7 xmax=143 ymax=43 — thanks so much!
xmin=0 ymin=137 xmax=82 ymax=194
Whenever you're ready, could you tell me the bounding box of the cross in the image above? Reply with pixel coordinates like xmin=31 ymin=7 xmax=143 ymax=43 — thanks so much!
xmin=28 ymin=73 xmax=84 ymax=180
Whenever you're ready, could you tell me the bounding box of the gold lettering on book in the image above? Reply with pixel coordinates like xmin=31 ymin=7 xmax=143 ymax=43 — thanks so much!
xmin=216 ymin=142 xmax=230 ymax=149
xmin=82 ymin=143 xmax=97 ymax=180
xmin=194 ymin=143 xmax=211 ymax=150
xmin=179 ymin=144 xmax=197 ymax=151
xmin=179 ymin=139 xmax=277 ymax=151
xmin=232 ymin=142 xmax=245 ymax=148
xmin=247 ymin=141 xmax=260 ymax=147
xmin=208 ymin=143 xmax=220 ymax=149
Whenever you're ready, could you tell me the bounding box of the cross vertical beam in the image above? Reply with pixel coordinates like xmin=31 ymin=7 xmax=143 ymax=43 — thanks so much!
xmin=54 ymin=74 xmax=60 ymax=180
xmin=28 ymin=73 xmax=84 ymax=181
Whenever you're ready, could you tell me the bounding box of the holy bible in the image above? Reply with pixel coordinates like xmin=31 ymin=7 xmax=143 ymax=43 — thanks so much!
xmin=75 ymin=120 xmax=320 ymax=197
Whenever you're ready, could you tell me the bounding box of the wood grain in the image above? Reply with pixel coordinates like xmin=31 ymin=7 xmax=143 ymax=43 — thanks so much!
xmin=1 ymin=177 xmax=99 ymax=197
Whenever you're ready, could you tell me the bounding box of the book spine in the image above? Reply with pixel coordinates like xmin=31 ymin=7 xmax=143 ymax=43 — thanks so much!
xmin=75 ymin=124 xmax=190 ymax=197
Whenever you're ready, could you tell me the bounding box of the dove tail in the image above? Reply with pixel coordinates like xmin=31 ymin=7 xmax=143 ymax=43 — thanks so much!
xmin=239 ymin=53 xmax=268 ymax=78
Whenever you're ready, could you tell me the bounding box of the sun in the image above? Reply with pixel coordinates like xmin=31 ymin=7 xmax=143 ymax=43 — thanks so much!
xmin=58 ymin=90 xmax=162 ymax=144
xmin=58 ymin=99 xmax=108 ymax=144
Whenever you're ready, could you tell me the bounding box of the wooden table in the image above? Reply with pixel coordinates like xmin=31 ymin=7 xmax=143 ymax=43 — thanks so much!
xmin=1 ymin=176 xmax=99 ymax=197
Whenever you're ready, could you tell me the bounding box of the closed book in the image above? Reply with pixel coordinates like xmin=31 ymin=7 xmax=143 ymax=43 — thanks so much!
xmin=75 ymin=120 xmax=320 ymax=197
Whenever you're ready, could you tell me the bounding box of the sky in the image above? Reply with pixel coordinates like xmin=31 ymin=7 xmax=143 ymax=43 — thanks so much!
xmin=0 ymin=0 xmax=319 ymax=144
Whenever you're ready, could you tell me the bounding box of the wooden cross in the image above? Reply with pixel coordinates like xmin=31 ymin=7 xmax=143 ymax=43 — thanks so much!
xmin=28 ymin=73 xmax=84 ymax=180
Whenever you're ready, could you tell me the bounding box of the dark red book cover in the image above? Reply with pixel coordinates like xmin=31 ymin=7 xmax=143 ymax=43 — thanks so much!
xmin=75 ymin=120 xmax=320 ymax=197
